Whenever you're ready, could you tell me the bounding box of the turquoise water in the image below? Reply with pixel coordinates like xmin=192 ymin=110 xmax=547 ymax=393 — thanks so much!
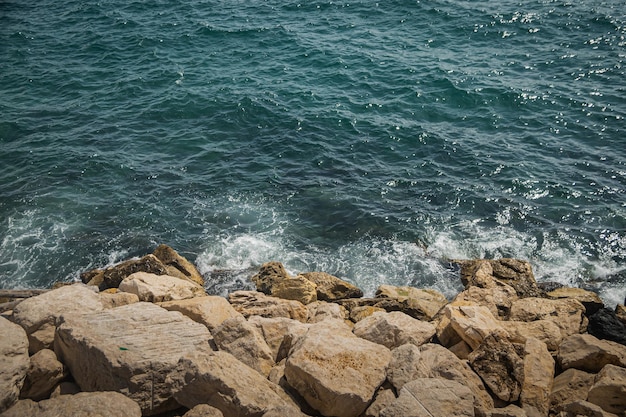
xmin=1 ymin=0 xmax=625 ymax=305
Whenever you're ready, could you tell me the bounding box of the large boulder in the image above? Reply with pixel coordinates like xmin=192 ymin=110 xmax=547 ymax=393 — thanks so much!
xmin=158 ymin=296 xmax=243 ymax=332
xmin=11 ymin=284 xmax=104 ymax=353
xmin=183 ymin=404 xmax=224 ymax=417
xmin=251 ymin=262 xmax=290 ymax=294
xmin=374 ymin=285 xmax=447 ymax=321
xmin=285 ymin=320 xmax=391 ymax=417
xmin=458 ymin=258 xmax=542 ymax=298
xmin=0 ymin=391 xmax=142 ymax=417
xmin=301 ymin=271 xmax=363 ymax=301
xmin=247 ymin=316 xmax=310 ymax=362
xmin=307 ymin=301 xmax=348 ymax=323
xmin=586 ymin=364 xmax=626 ymax=415
xmin=152 ymin=244 xmax=204 ymax=286
xmin=557 ymin=334 xmax=626 ymax=373
xmin=363 ymin=388 xmax=396 ymax=417
xmin=546 ymin=287 xmax=604 ymax=316
xmin=118 ymin=272 xmax=206 ymax=302
xmin=379 ymin=378 xmax=474 ymax=417
xmin=0 ymin=317 xmax=29 ymax=413
xmin=549 ymin=368 xmax=595 ymax=414
xmin=270 ymin=275 xmax=318 ymax=305
xmin=587 ymin=308 xmax=626 ymax=345
xmin=99 ymin=292 xmax=140 ymax=309
xmin=353 ymin=311 xmax=436 ymax=349
xmin=228 ymin=291 xmax=308 ymax=322
xmin=19 ymin=349 xmax=66 ymax=401
xmin=557 ymin=400 xmax=620 ymax=417
xmin=501 ymin=319 xmax=563 ymax=351
xmin=82 ymin=254 xmax=169 ymax=290
xmin=54 ymin=302 xmax=212 ymax=416
xmin=212 ymin=316 xmax=275 ymax=377
xmin=166 ymin=349 xmax=295 ymax=417
xmin=452 ymin=285 xmax=518 ymax=319
xmin=509 ymin=297 xmax=587 ymax=338
xmin=520 ymin=338 xmax=554 ymax=417
xmin=445 ymin=304 xmax=508 ymax=350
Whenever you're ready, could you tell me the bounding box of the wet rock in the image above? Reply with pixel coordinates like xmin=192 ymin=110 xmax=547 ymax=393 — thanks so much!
xmin=586 ymin=364 xmax=626 ymax=415
xmin=520 ymin=338 xmax=554 ymax=417
xmin=375 ymin=285 xmax=447 ymax=321
xmin=557 ymin=334 xmax=626 ymax=373
xmin=587 ymin=308 xmax=626 ymax=345
xmin=548 ymin=368 xmax=595 ymax=414
xmin=118 ymin=272 xmax=206 ymax=302
xmin=251 ymin=261 xmax=290 ymax=295
xmin=509 ymin=297 xmax=587 ymax=338
xmin=152 ymin=244 xmax=204 ymax=286
xmin=228 ymin=290 xmax=308 ymax=322
xmin=546 ymin=287 xmax=604 ymax=316
xmin=271 ymin=275 xmax=318 ymax=305
xmin=19 ymin=349 xmax=66 ymax=401
xmin=301 ymin=271 xmax=363 ymax=301
xmin=0 ymin=317 xmax=29 ymax=413
xmin=353 ymin=311 xmax=436 ymax=349
xmin=54 ymin=302 xmax=212 ymax=415
xmin=458 ymin=258 xmax=542 ymax=298
xmin=158 ymin=295 xmax=243 ymax=332
xmin=285 ymin=320 xmax=391 ymax=417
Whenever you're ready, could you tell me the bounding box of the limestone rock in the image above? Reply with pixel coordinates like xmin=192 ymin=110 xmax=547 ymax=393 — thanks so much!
xmin=167 ymin=349 xmax=291 ymax=417
xmin=509 ymin=297 xmax=587 ymax=338
xmin=458 ymin=258 xmax=542 ymax=298
xmin=285 ymin=320 xmax=391 ymax=417
xmin=301 ymin=271 xmax=363 ymax=301
xmin=0 ymin=391 xmax=142 ymax=417
xmin=385 ymin=343 xmax=423 ymax=391
xmin=502 ymin=319 xmax=563 ymax=351
xmin=546 ymin=287 xmax=604 ymax=316
xmin=119 ymin=272 xmax=206 ymax=302
xmin=212 ymin=316 xmax=275 ymax=377
xmin=251 ymin=261 xmax=290 ymax=294
xmin=353 ymin=311 xmax=436 ymax=349
xmin=549 ymin=368 xmax=595 ymax=414
xmin=449 ymin=339 xmax=472 ymax=360
xmin=363 ymin=388 xmax=396 ymax=417
xmin=445 ymin=304 xmax=508 ymax=350
xmin=228 ymin=291 xmax=308 ymax=322
xmin=485 ymin=405 xmax=528 ymax=417
xmin=247 ymin=316 xmax=310 ymax=362
xmin=307 ymin=300 xmax=348 ymax=323
xmin=152 ymin=244 xmax=204 ymax=286
xmin=19 ymin=349 xmax=66 ymax=401
xmin=158 ymin=296 xmax=243 ymax=332
xmin=379 ymin=378 xmax=474 ymax=417
xmin=452 ymin=285 xmax=518 ymax=319
xmin=0 ymin=317 xmax=29 ymax=413
xmin=271 ymin=275 xmax=317 ymax=305
xmin=587 ymin=364 xmax=626 ymax=415
xmin=435 ymin=313 xmax=465 ymax=348
xmin=261 ymin=405 xmax=311 ymax=417
xmin=375 ymin=285 xmax=447 ymax=321
xmin=557 ymin=400 xmax=620 ymax=417
xmin=99 ymin=291 xmax=139 ymax=309
xmin=93 ymin=254 xmax=169 ymax=290
xmin=587 ymin=308 xmax=626 ymax=345
xmin=469 ymin=333 xmax=524 ymax=403
xmin=54 ymin=302 xmax=212 ymax=415
xmin=349 ymin=306 xmax=386 ymax=322
xmin=12 ymin=284 xmax=104 ymax=353
xmin=183 ymin=403 xmax=224 ymax=417
xmin=557 ymin=334 xmax=626 ymax=373
xmin=520 ymin=338 xmax=554 ymax=417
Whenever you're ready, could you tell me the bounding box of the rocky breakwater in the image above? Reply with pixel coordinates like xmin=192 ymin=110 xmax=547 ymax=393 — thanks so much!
xmin=1 ymin=246 xmax=625 ymax=417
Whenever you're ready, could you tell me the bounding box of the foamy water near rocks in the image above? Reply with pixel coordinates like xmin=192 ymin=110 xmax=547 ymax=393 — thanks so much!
xmin=1 ymin=245 xmax=625 ymax=417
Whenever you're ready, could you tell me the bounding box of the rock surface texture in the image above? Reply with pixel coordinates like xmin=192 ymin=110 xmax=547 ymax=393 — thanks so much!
xmin=118 ymin=272 xmax=206 ymax=302
xmin=0 ymin=317 xmax=29 ymax=413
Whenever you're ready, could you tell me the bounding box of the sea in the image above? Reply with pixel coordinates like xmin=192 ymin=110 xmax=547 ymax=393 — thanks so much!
xmin=1 ymin=0 xmax=625 ymax=306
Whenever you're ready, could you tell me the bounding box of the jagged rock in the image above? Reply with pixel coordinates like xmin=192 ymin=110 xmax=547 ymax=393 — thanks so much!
xmin=452 ymin=285 xmax=518 ymax=319
xmin=449 ymin=339 xmax=472 ymax=359
xmin=271 ymin=275 xmax=318 ymax=305
xmin=557 ymin=334 xmax=626 ymax=373
xmin=118 ymin=272 xmax=206 ymax=302
xmin=99 ymin=291 xmax=139 ymax=309
xmin=485 ymin=405 xmax=528 ymax=417
xmin=375 ymin=285 xmax=447 ymax=321
xmin=501 ymin=319 xmax=563 ymax=351
xmin=385 ymin=343 xmax=423 ymax=391
xmin=183 ymin=404 xmax=224 ymax=417
xmin=353 ymin=311 xmax=436 ymax=349
xmin=251 ymin=261 xmax=290 ymax=294
xmin=0 ymin=391 xmax=142 ymax=417
xmin=54 ymin=302 xmax=212 ymax=415
xmin=90 ymin=254 xmax=169 ymax=290
xmin=546 ymin=287 xmax=604 ymax=316
xmin=167 ymin=349 xmax=292 ymax=417
xmin=435 ymin=313 xmax=465 ymax=348
xmin=247 ymin=316 xmax=310 ymax=362
xmin=556 ymin=400 xmax=620 ymax=417
xmin=349 ymin=306 xmax=386 ymax=322
xmin=212 ymin=316 xmax=275 ymax=377
xmin=363 ymin=388 xmax=396 ymax=417
xmin=379 ymin=378 xmax=474 ymax=417
xmin=509 ymin=297 xmax=587 ymax=338
xmin=301 ymin=271 xmax=363 ymax=301
xmin=458 ymin=258 xmax=542 ymax=298
xmin=520 ymin=338 xmax=554 ymax=417
xmin=285 ymin=320 xmax=391 ymax=417
xmin=49 ymin=381 xmax=80 ymax=398
xmin=306 ymin=300 xmax=348 ymax=323
xmin=152 ymin=244 xmax=204 ymax=286
xmin=0 ymin=317 xmax=29 ymax=413
xmin=228 ymin=291 xmax=308 ymax=322
xmin=549 ymin=368 xmax=595 ymax=414
xmin=268 ymin=360 xmax=318 ymax=417
xmin=445 ymin=304 xmax=509 ymax=350
xmin=158 ymin=296 xmax=243 ymax=332
xmin=587 ymin=308 xmax=626 ymax=345
xmin=587 ymin=364 xmax=626 ymax=415
xmin=19 ymin=349 xmax=66 ymax=401
xmin=469 ymin=333 xmax=524 ymax=403
xmin=11 ymin=284 xmax=104 ymax=353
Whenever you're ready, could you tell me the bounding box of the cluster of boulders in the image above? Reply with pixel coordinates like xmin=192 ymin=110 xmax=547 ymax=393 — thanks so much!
xmin=1 ymin=245 xmax=625 ymax=417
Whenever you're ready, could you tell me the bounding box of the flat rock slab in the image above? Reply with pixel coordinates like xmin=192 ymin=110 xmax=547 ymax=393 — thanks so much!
xmin=54 ymin=302 xmax=212 ymax=416
xmin=1 ymin=391 xmax=142 ymax=417
xmin=0 ymin=317 xmax=29 ymax=413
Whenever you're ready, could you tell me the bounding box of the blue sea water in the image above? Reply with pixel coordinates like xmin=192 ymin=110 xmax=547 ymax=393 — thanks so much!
xmin=1 ymin=0 xmax=625 ymax=305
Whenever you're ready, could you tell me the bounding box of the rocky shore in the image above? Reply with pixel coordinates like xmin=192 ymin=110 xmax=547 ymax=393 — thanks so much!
xmin=1 ymin=244 xmax=625 ymax=417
